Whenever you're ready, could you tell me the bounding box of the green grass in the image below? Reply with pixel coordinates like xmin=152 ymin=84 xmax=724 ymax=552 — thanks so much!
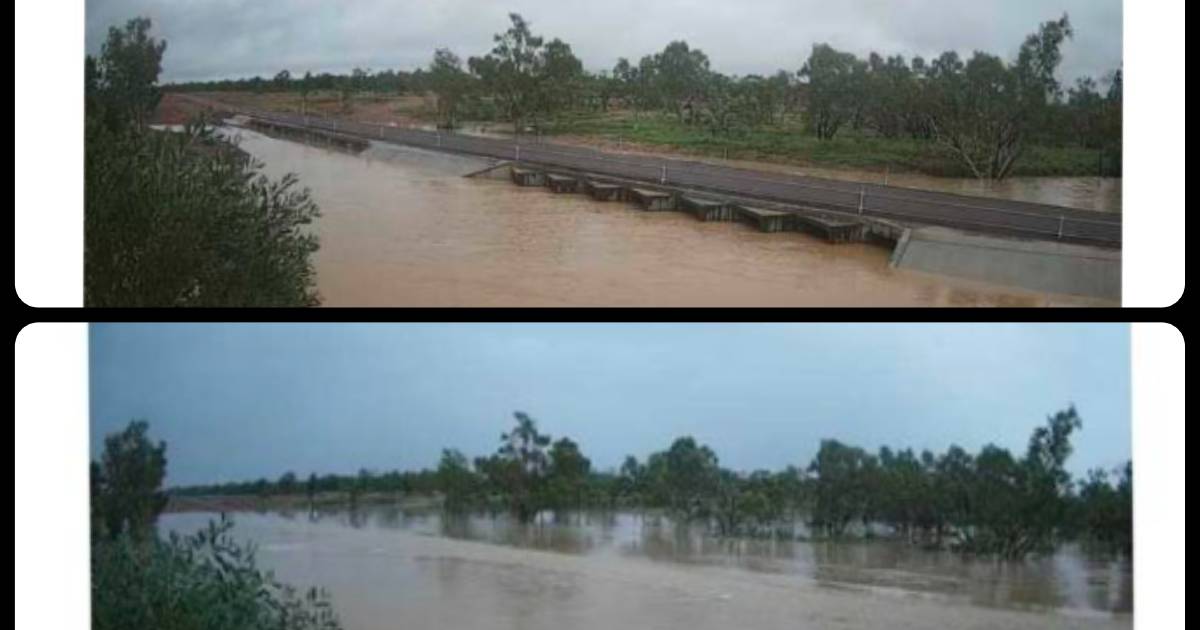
xmin=542 ymin=110 xmax=1107 ymax=178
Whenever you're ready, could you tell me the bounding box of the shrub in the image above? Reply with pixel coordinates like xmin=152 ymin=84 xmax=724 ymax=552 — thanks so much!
xmin=92 ymin=514 xmax=342 ymax=630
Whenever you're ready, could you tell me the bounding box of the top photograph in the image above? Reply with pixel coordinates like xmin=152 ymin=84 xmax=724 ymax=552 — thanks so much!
xmin=77 ymin=0 xmax=1131 ymax=307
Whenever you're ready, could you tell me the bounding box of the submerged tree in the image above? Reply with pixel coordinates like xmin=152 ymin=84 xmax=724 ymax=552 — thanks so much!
xmin=492 ymin=411 xmax=552 ymax=521
xmin=546 ymin=437 xmax=591 ymax=512
xmin=807 ymin=439 xmax=873 ymax=536
xmin=657 ymin=437 xmax=720 ymax=520
xmin=437 ymin=448 xmax=478 ymax=510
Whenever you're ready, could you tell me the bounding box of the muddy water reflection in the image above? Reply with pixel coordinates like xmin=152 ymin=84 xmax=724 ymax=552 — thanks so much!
xmin=226 ymin=127 xmax=1103 ymax=307
xmin=162 ymin=508 xmax=1131 ymax=620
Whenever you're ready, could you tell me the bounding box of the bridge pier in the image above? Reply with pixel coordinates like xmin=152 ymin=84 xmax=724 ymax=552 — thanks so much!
xmin=628 ymin=188 xmax=676 ymax=211
xmin=510 ymin=167 xmax=546 ymax=187
xmin=585 ymin=180 xmax=626 ymax=202
xmin=737 ymin=206 xmax=792 ymax=233
xmin=545 ymin=173 xmax=580 ymax=193
xmin=681 ymin=196 xmax=736 ymax=222
xmin=792 ymin=213 xmax=868 ymax=243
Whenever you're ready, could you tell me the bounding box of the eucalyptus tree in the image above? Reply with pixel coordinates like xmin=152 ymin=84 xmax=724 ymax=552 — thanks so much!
xmin=658 ymin=436 xmax=720 ymax=519
xmin=539 ymin=38 xmax=585 ymax=117
xmin=924 ymin=15 xmax=1074 ymax=179
xmin=1076 ymin=461 xmax=1133 ymax=554
xmin=86 ymin=17 xmax=167 ymax=130
xmin=429 ymin=48 xmax=472 ymax=129
xmin=437 ymin=448 xmax=478 ymax=510
xmin=546 ymin=437 xmax=591 ymax=511
xmin=651 ymin=41 xmax=712 ymax=123
xmin=91 ymin=420 xmax=168 ymax=542
xmin=807 ymin=439 xmax=873 ymax=536
xmin=494 ymin=411 xmax=552 ymax=521
xmin=799 ymin=44 xmax=864 ymax=139
xmin=469 ymin=13 xmax=547 ymax=134
xmin=273 ymin=69 xmax=292 ymax=91
xmin=300 ymin=71 xmax=313 ymax=114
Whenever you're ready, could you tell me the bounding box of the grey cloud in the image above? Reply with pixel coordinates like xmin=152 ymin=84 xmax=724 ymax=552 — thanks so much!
xmin=87 ymin=0 xmax=1121 ymax=84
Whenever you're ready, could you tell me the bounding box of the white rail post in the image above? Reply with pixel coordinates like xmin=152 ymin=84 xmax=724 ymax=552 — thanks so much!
xmin=515 ymin=144 xmax=521 ymax=162
xmin=661 ymin=165 xmax=667 ymax=185
xmin=437 ymin=131 xmax=442 ymax=147
xmin=858 ymin=187 xmax=866 ymax=215
xmin=1058 ymin=216 xmax=1065 ymax=240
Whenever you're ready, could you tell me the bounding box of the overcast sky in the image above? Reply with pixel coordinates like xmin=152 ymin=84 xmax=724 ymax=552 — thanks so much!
xmin=89 ymin=324 xmax=1131 ymax=487
xmin=84 ymin=0 xmax=1122 ymax=85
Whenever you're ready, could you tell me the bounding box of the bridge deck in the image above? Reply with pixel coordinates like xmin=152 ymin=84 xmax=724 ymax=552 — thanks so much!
xmin=183 ymin=95 xmax=1122 ymax=248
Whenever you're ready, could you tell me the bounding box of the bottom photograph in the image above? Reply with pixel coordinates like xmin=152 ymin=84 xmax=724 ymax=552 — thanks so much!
xmin=87 ymin=323 xmax=1133 ymax=630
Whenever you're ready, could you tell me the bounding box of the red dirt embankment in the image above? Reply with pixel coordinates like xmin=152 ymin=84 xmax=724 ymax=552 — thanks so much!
xmin=151 ymin=92 xmax=238 ymax=125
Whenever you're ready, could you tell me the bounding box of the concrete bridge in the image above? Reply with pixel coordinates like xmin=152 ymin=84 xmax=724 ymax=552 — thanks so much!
xmin=180 ymin=94 xmax=1122 ymax=249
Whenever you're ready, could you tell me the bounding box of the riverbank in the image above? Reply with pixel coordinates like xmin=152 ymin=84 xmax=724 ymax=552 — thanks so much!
xmin=159 ymin=92 xmax=1122 ymax=212
xmin=191 ymin=90 xmax=1107 ymax=178
xmin=165 ymin=492 xmax=442 ymax=513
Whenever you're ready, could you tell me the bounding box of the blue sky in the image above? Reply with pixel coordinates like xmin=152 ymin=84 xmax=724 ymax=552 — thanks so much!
xmin=89 ymin=324 xmax=1131 ymax=487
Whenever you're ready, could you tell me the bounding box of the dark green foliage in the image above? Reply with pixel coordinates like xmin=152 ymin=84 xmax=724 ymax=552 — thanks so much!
xmin=85 ymin=16 xmax=322 ymax=307
xmin=437 ymin=449 xmax=478 ymax=509
xmin=91 ymin=421 xmax=344 ymax=629
xmin=92 ymin=515 xmax=342 ymax=630
xmin=807 ymin=440 xmax=873 ymax=536
xmin=428 ymin=48 xmax=474 ymax=129
xmin=546 ymin=437 xmax=591 ymax=511
xmin=1075 ymin=462 xmax=1133 ymax=555
xmin=85 ymin=120 xmax=322 ymax=306
xmin=169 ymin=407 xmax=1128 ymax=560
xmin=495 ymin=411 xmax=552 ymax=521
xmin=166 ymin=14 xmax=1119 ymax=179
xmin=92 ymin=420 xmax=168 ymax=542
xmin=467 ymin=14 xmax=585 ymax=133
xmin=86 ymin=17 xmax=167 ymax=131
xmin=657 ymin=437 xmax=720 ymax=519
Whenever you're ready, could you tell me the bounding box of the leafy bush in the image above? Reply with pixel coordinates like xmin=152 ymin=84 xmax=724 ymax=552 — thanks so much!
xmin=85 ymin=16 xmax=322 ymax=307
xmin=85 ymin=119 xmax=321 ymax=306
xmin=92 ymin=514 xmax=342 ymax=630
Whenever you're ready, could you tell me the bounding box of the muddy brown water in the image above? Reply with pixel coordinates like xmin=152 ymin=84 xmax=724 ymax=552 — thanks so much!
xmin=161 ymin=508 xmax=1131 ymax=630
xmin=222 ymin=126 xmax=1108 ymax=307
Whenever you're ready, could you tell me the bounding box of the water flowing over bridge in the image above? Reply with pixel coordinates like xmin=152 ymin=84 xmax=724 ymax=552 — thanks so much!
xmin=179 ymin=94 xmax=1122 ymax=249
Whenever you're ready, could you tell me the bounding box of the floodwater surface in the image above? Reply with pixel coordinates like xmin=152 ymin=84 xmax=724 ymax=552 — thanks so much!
xmin=225 ymin=127 xmax=1105 ymax=307
xmin=161 ymin=508 xmax=1131 ymax=630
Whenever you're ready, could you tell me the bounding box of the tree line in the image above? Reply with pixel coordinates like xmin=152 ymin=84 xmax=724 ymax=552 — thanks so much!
xmin=168 ymin=12 xmax=1122 ymax=180
xmin=172 ymin=407 xmax=1132 ymax=560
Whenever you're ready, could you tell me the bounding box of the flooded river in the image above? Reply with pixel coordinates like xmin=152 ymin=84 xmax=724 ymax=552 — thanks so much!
xmin=225 ymin=127 xmax=1105 ymax=307
xmin=161 ymin=508 xmax=1131 ymax=630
